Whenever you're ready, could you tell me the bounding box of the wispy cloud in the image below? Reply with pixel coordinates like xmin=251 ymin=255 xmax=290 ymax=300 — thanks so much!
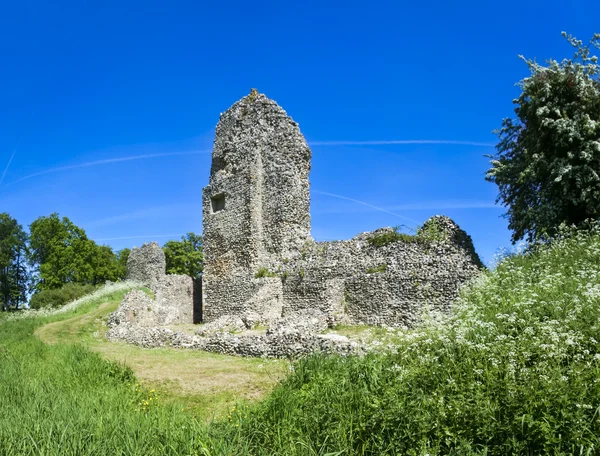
xmin=0 ymin=149 xmax=17 ymax=187
xmin=313 ymin=190 xmax=419 ymax=224
xmin=3 ymin=150 xmax=211 ymax=187
xmin=85 ymin=203 xmax=202 ymax=229
xmin=95 ymin=234 xmax=183 ymax=242
xmin=313 ymin=199 xmax=502 ymax=215
xmin=308 ymin=140 xmax=494 ymax=147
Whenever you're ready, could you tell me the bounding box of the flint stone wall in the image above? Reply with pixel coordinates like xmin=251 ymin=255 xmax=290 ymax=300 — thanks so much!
xmin=202 ymin=91 xmax=311 ymax=323
xmin=118 ymin=242 xmax=195 ymax=326
xmin=106 ymin=308 xmax=367 ymax=358
xmin=201 ymin=92 xmax=484 ymax=328
xmin=126 ymin=242 xmax=166 ymax=287
xmin=280 ymin=216 xmax=482 ymax=327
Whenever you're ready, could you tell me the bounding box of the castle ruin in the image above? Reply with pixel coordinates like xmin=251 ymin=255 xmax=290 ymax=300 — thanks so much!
xmin=107 ymin=91 xmax=483 ymax=356
xmin=201 ymin=91 xmax=482 ymax=328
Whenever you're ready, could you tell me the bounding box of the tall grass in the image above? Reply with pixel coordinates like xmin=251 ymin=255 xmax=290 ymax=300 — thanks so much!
xmin=0 ymin=290 xmax=238 ymax=455
xmin=233 ymin=226 xmax=600 ymax=455
xmin=2 ymin=227 xmax=600 ymax=454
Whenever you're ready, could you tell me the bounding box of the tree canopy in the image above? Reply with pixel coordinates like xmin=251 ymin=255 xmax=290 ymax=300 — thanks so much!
xmin=487 ymin=33 xmax=600 ymax=243
xmin=28 ymin=213 xmax=125 ymax=291
xmin=0 ymin=213 xmax=29 ymax=310
xmin=163 ymin=233 xmax=203 ymax=279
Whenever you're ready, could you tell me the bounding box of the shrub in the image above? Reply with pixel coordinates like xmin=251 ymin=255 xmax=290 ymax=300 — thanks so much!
xmin=416 ymin=218 xmax=448 ymax=243
xmin=29 ymin=283 xmax=97 ymax=310
xmin=235 ymin=224 xmax=600 ymax=454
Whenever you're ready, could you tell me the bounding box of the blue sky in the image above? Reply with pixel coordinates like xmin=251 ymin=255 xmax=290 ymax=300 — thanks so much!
xmin=1 ymin=0 xmax=598 ymax=265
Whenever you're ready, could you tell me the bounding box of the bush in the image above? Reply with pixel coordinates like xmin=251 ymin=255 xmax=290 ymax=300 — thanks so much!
xmin=235 ymin=224 xmax=600 ymax=454
xmin=29 ymin=283 xmax=97 ymax=310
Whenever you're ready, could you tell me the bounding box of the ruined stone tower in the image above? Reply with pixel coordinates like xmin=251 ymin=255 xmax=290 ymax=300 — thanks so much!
xmin=202 ymin=90 xmax=312 ymax=322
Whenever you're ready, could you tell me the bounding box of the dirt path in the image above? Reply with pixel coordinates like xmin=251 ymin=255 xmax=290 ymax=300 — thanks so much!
xmin=35 ymin=299 xmax=286 ymax=419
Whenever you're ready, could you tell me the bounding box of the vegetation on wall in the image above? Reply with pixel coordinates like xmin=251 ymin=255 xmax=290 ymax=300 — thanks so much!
xmin=369 ymin=220 xmax=447 ymax=248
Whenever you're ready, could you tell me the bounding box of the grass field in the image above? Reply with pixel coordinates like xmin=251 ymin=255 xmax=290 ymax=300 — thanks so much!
xmin=3 ymin=226 xmax=600 ymax=454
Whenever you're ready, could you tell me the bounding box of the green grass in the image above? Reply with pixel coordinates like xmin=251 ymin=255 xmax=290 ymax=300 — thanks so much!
xmin=3 ymin=226 xmax=600 ymax=454
xmin=231 ymin=225 xmax=600 ymax=455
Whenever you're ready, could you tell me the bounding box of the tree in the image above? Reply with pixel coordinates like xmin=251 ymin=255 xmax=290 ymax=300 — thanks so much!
xmin=163 ymin=233 xmax=203 ymax=278
xmin=487 ymin=33 xmax=600 ymax=243
xmin=28 ymin=213 xmax=125 ymax=291
xmin=0 ymin=213 xmax=29 ymax=311
xmin=115 ymin=248 xmax=131 ymax=278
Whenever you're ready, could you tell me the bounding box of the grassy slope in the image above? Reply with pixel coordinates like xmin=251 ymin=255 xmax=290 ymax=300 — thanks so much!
xmin=0 ymin=288 xmax=282 ymax=455
xmin=232 ymin=227 xmax=600 ymax=455
xmin=33 ymin=292 xmax=286 ymax=418
xmin=3 ymin=227 xmax=600 ymax=454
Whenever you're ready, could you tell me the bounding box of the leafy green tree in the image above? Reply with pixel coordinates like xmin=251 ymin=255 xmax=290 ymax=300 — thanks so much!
xmin=28 ymin=213 xmax=125 ymax=291
xmin=487 ymin=33 xmax=600 ymax=243
xmin=0 ymin=213 xmax=29 ymax=310
xmin=163 ymin=233 xmax=203 ymax=278
xmin=116 ymin=248 xmax=131 ymax=278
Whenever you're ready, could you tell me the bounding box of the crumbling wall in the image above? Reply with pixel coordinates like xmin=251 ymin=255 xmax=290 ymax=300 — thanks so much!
xmin=126 ymin=242 xmax=166 ymax=287
xmin=279 ymin=216 xmax=482 ymax=327
xmin=116 ymin=242 xmax=195 ymax=326
xmin=200 ymin=91 xmax=484 ymax=329
xmin=202 ymin=90 xmax=312 ymax=323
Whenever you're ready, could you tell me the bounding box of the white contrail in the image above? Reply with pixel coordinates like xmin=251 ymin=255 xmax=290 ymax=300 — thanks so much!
xmin=0 ymin=134 xmax=24 ymax=187
xmin=5 ymin=150 xmax=211 ymax=186
xmin=313 ymin=190 xmax=419 ymax=224
xmin=95 ymin=234 xmax=183 ymax=242
xmin=0 ymin=148 xmax=17 ymax=187
xmin=308 ymin=140 xmax=494 ymax=147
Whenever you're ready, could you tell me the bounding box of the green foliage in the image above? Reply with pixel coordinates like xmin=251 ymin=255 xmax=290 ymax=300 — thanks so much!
xmin=163 ymin=233 xmax=203 ymax=279
xmin=487 ymin=32 xmax=600 ymax=243
xmin=29 ymin=283 xmax=97 ymax=310
xmin=116 ymin=248 xmax=131 ymax=278
xmin=368 ymin=226 xmax=420 ymax=247
xmin=7 ymin=226 xmax=600 ymax=454
xmin=233 ymin=225 xmax=600 ymax=454
xmin=28 ymin=213 xmax=125 ymax=291
xmin=370 ymin=223 xmax=448 ymax=248
xmin=255 ymin=267 xmax=278 ymax=278
xmin=366 ymin=263 xmax=387 ymax=274
xmin=416 ymin=218 xmax=447 ymax=243
xmin=0 ymin=213 xmax=29 ymax=311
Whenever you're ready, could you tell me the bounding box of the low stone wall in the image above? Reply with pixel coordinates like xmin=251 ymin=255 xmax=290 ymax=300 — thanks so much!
xmin=106 ymin=312 xmax=367 ymax=358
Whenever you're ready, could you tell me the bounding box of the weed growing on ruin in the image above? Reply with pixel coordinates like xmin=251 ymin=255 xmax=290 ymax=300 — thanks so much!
xmin=366 ymin=263 xmax=387 ymax=274
xmin=254 ymin=267 xmax=278 ymax=279
xmin=416 ymin=218 xmax=448 ymax=243
xmin=368 ymin=226 xmax=420 ymax=247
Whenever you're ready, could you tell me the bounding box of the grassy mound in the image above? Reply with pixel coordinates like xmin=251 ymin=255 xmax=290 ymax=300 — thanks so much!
xmin=233 ymin=226 xmax=600 ymax=454
xmin=3 ymin=227 xmax=600 ymax=454
xmin=0 ymin=286 xmax=239 ymax=455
